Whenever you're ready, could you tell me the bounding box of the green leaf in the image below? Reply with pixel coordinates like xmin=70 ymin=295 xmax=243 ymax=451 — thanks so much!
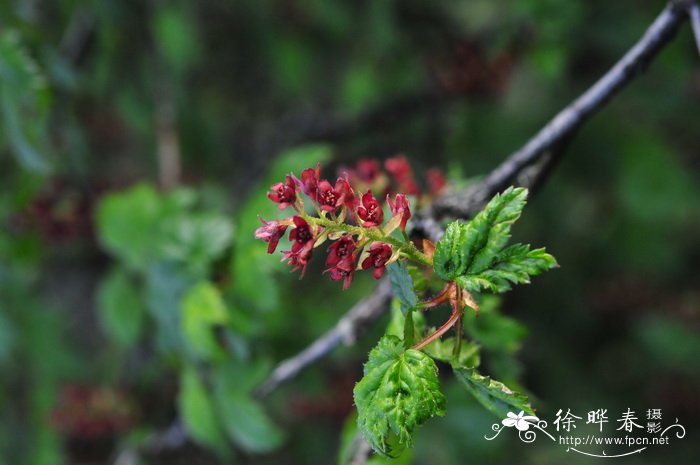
xmin=160 ymin=211 xmax=234 ymax=274
xmin=181 ymin=282 xmax=229 ymax=361
xmin=354 ymin=335 xmax=446 ymax=457
xmin=213 ymin=392 xmax=284 ymax=452
xmin=456 ymin=244 xmax=557 ymax=294
xmin=387 ymin=261 xmax=418 ymax=316
xmin=434 ymin=187 xmax=528 ymax=281
xmin=97 ymin=268 xmax=145 ymax=348
xmin=96 ymin=183 xmax=163 ymax=271
xmin=178 ymin=366 xmax=227 ymax=452
xmin=385 ymin=301 xmax=425 ymax=348
xmin=423 ymin=338 xmax=480 ymax=369
xmin=0 ymin=31 xmax=52 ymax=173
xmin=212 ymin=364 xmax=284 ymax=452
xmin=338 ymin=413 xmax=414 ymax=465
xmin=453 ymin=367 xmax=534 ymax=418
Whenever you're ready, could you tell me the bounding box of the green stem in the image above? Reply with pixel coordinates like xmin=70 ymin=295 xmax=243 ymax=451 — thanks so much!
xmin=310 ymin=215 xmax=432 ymax=267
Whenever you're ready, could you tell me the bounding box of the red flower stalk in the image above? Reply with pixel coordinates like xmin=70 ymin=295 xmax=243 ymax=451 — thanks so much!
xmin=357 ymin=190 xmax=384 ymax=227
xmin=325 ymin=254 xmax=357 ymax=289
xmin=427 ymin=168 xmax=447 ymax=196
xmin=361 ymin=242 xmax=392 ymax=279
xmin=295 ymin=164 xmax=321 ymax=201
xmin=317 ymin=178 xmax=348 ymax=212
xmin=387 ymin=193 xmax=411 ymax=232
xmin=289 ymin=216 xmax=315 ymax=252
xmin=268 ymin=175 xmax=297 ymax=209
xmin=255 ymin=217 xmax=288 ymax=254
xmin=385 ymin=155 xmax=420 ymax=196
xmin=282 ymin=241 xmax=314 ymax=277
xmin=326 ymin=235 xmax=356 ymax=266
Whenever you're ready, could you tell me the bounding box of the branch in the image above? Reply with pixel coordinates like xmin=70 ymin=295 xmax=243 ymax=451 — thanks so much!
xmin=429 ymin=2 xmax=686 ymax=220
xmin=256 ymin=278 xmax=393 ymax=397
xmin=260 ymin=3 xmax=690 ymax=400
xmin=688 ymin=1 xmax=700 ymax=55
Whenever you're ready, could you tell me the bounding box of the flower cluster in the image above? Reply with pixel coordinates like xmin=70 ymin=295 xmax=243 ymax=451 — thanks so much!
xmin=340 ymin=155 xmax=447 ymax=200
xmin=255 ymin=163 xmax=428 ymax=289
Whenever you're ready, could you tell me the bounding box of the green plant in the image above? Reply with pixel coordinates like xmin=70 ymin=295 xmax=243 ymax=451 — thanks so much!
xmin=256 ymin=164 xmax=557 ymax=457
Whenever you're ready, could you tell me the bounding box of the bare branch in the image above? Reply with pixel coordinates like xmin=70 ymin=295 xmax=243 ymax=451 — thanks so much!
xmin=688 ymin=1 xmax=700 ymax=55
xmin=430 ymin=3 xmax=686 ymax=220
xmin=256 ymin=278 xmax=393 ymax=397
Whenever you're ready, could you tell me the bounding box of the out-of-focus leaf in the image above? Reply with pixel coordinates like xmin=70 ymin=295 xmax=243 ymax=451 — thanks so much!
xmin=145 ymin=262 xmax=192 ymax=353
xmin=424 ymin=338 xmax=480 ymax=369
xmin=96 ymin=183 xmax=163 ymax=271
xmin=453 ymin=367 xmax=534 ymax=418
xmin=181 ymin=281 xmax=229 ymax=361
xmin=154 ymin=6 xmax=199 ymax=74
xmin=354 ymin=335 xmax=446 ymax=457
xmin=213 ymin=367 xmax=284 ymax=453
xmin=178 ymin=366 xmax=227 ymax=452
xmin=0 ymin=30 xmax=51 ymax=173
xmin=463 ymin=295 xmax=527 ymax=354
xmin=160 ymin=212 xmax=233 ymax=275
xmin=97 ymin=267 xmax=145 ymax=348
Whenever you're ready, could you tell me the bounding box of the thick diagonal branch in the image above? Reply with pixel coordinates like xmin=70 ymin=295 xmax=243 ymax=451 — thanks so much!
xmin=428 ymin=2 xmax=686 ymax=220
xmin=256 ymin=279 xmax=393 ymax=397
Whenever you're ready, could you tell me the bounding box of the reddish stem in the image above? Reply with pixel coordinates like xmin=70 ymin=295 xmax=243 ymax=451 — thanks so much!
xmin=412 ymin=305 xmax=462 ymax=351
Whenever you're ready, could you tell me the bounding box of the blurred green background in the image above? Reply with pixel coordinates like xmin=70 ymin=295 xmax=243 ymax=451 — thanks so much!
xmin=1 ymin=0 xmax=699 ymax=464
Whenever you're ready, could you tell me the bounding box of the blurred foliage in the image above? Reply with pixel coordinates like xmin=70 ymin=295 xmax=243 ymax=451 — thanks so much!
xmin=1 ymin=0 xmax=699 ymax=464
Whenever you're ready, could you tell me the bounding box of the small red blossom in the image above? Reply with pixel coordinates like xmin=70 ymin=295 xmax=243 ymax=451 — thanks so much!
xmin=255 ymin=217 xmax=288 ymax=254
xmin=282 ymin=241 xmax=314 ymax=277
xmin=355 ymin=159 xmax=382 ymax=184
xmin=295 ymin=164 xmax=321 ymax=201
xmin=361 ymin=242 xmax=392 ymax=279
xmin=335 ymin=178 xmax=357 ymax=210
xmin=357 ymin=190 xmax=384 ymax=227
xmin=387 ymin=193 xmax=412 ymax=232
xmin=427 ymin=168 xmax=447 ymax=195
xmin=317 ymin=179 xmax=347 ymax=212
xmin=325 ymin=254 xmax=357 ymax=289
xmin=385 ymin=155 xmax=420 ymax=196
xmin=289 ymin=216 xmax=315 ymax=252
xmin=326 ymin=235 xmax=356 ymax=266
xmin=268 ymin=175 xmax=297 ymax=209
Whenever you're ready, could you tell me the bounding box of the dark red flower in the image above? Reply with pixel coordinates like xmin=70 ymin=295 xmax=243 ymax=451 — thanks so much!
xmin=387 ymin=193 xmax=412 ymax=232
xmin=268 ymin=175 xmax=297 ymax=209
xmin=385 ymin=155 xmax=420 ymax=196
xmin=361 ymin=242 xmax=392 ymax=279
xmin=317 ymin=179 xmax=347 ymax=212
xmin=295 ymin=164 xmax=321 ymax=201
xmin=355 ymin=159 xmax=381 ymax=183
xmin=325 ymin=254 xmax=356 ymax=289
xmin=255 ymin=217 xmax=288 ymax=254
xmin=427 ymin=168 xmax=447 ymax=195
xmin=357 ymin=190 xmax=384 ymax=227
xmin=282 ymin=241 xmax=314 ymax=277
xmin=335 ymin=178 xmax=357 ymax=209
xmin=326 ymin=235 xmax=356 ymax=266
xmin=289 ymin=216 xmax=315 ymax=252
